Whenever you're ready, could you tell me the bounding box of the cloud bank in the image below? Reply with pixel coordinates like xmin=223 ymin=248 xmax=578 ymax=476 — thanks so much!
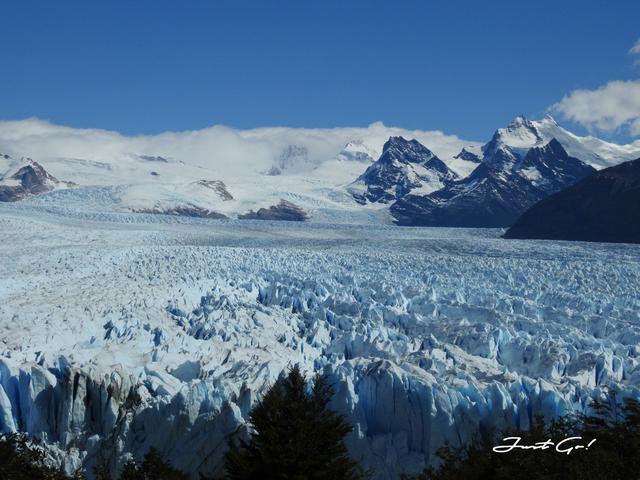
xmin=551 ymin=80 xmax=640 ymax=137
xmin=550 ymin=39 xmax=640 ymax=138
xmin=0 ymin=118 xmax=476 ymax=178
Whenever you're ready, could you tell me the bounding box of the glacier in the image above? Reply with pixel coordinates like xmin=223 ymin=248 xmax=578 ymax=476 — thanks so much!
xmin=0 ymin=203 xmax=639 ymax=478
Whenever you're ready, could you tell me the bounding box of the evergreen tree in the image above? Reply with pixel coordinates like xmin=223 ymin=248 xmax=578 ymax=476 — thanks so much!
xmin=404 ymin=397 xmax=640 ymax=480
xmin=0 ymin=433 xmax=79 ymax=480
xmin=117 ymin=449 xmax=189 ymax=480
xmin=225 ymin=365 xmax=364 ymax=480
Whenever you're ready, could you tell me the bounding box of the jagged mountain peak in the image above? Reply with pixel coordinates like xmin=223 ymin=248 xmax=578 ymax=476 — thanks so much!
xmin=485 ymin=116 xmax=542 ymax=155
xmin=2 ymin=157 xmax=51 ymax=181
xmin=382 ymin=136 xmax=437 ymax=162
xmin=379 ymin=136 xmax=455 ymax=176
xmin=350 ymin=136 xmax=458 ymax=204
xmin=477 ymin=114 xmax=640 ymax=170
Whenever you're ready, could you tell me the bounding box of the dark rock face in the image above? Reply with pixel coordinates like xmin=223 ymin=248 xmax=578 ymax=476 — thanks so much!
xmin=0 ymin=161 xmax=72 ymax=202
xmin=238 ymin=200 xmax=308 ymax=221
xmin=454 ymin=147 xmax=482 ymax=163
xmin=391 ymin=140 xmax=595 ymax=228
xmin=138 ymin=155 xmax=169 ymax=163
xmin=134 ymin=205 xmax=228 ymax=219
xmin=504 ymin=158 xmax=640 ymax=244
xmin=194 ymin=180 xmax=233 ymax=201
xmin=352 ymin=136 xmax=458 ymax=204
xmin=516 ymin=139 xmax=595 ymax=195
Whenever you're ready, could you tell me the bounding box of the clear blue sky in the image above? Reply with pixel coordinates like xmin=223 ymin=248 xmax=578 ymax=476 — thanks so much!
xmin=1 ymin=0 xmax=639 ymax=141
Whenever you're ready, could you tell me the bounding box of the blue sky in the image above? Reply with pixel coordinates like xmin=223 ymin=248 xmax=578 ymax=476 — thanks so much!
xmin=1 ymin=0 xmax=639 ymax=141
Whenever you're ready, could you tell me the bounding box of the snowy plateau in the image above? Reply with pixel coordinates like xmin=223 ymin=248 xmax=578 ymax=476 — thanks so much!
xmin=1 ymin=116 xmax=640 ymax=479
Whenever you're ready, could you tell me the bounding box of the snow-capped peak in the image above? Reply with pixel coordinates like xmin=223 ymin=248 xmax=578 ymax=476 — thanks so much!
xmin=349 ymin=136 xmax=458 ymax=204
xmin=336 ymin=140 xmax=378 ymax=163
xmin=481 ymin=115 xmax=640 ymax=170
xmin=381 ymin=136 xmax=439 ymax=164
xmin=488 ymin=115 xmax=542 ymax=152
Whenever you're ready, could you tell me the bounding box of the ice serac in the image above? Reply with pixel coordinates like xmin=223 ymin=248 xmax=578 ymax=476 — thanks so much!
xmin=391 ymin=131 xmax=596 ymax=227
xmin=350 ymin=136 xmax=458 ymax=204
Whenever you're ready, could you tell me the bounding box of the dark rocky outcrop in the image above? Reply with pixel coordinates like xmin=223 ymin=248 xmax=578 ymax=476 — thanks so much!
xmin=0 ymin=160 xmax=74 ymax=202
xmin=138 ymin=155 xmax=169 ymax=163
xmin=134 ymin=205 xmax=228 ymax=219
xmin=238 ymin=200 xmax=308 ymax=221
xmin=194 ymin=180 xmax=233 ymax=201
xmin=454 ymin=147 xmax=482 ymax=163
xmin=504 ymin=158 xmax=640 ymax=244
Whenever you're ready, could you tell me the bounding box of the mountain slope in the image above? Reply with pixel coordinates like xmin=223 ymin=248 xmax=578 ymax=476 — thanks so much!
xmin=504 ymin=158 xmax=640 ymax=244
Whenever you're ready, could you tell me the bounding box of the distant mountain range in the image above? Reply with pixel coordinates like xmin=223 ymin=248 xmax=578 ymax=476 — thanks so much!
xmin=1 ymin=116 xmax=639 ymax=228
xmin=389 ymin=137 xmax=595 ymax=227
xmin=355 ymin=115 xmax=631 ymax=227
xmin=504 ymin=157 xmax=640 ymax=244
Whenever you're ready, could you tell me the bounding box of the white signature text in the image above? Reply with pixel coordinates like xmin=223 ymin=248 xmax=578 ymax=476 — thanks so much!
xmin=493 ymin=436 xmax=597 ymax=455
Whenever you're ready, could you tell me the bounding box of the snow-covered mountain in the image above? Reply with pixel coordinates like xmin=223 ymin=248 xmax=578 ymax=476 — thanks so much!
xmin=0 ymin=116 xmax=639 ymax=226
xmin=349 ymin=136 xmax=458 ymax=204
xmin=0 ymin=119 xmax=481 ymax=224
xmin=387 ymin=115 xmax=636 ymax=227
xmin=481 ymin=114 xmax=640 ymax=169
xmin=391 ymin=139 xmax=595 ymax=227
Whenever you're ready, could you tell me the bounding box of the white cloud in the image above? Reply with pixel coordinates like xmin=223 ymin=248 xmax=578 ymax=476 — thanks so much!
xmin=551 ymin=80 xmax=640 ymax=137
xmin=0 ymin=118 xmax=477 ymax=179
